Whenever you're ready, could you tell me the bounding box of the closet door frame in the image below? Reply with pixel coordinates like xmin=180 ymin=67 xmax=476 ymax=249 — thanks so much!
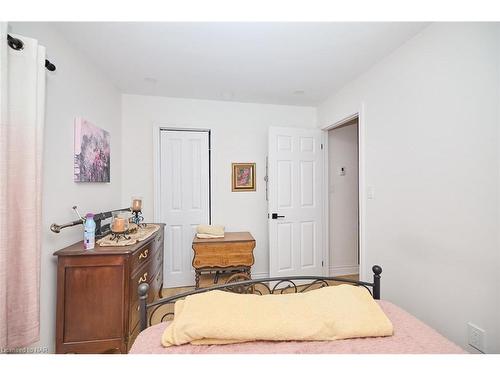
xmin=153 ymin=126 xmax=212 ymax=287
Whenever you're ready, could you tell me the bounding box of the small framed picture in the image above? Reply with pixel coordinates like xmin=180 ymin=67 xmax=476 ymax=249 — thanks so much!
xmin=232 ymin=163 xmax=256 ymax=192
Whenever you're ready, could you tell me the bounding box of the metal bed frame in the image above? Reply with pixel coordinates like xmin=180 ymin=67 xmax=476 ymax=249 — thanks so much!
xmin=138 ymin=265 xmax=382 ymax=332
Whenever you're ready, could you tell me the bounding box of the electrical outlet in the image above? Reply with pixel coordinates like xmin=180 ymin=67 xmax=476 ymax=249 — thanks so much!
xmin=468 ymin=323 xmax=485 ymax=353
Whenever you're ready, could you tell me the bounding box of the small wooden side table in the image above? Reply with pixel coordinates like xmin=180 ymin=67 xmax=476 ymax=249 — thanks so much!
xmin=192 ymin=232 xmax=256 ymax=288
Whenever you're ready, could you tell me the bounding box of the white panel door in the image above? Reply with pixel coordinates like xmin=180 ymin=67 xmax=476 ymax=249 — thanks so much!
xmin=159 ymin=130 xmax=210 ymax=287
xmin=268 ymin=127 xmax=324 ymax=278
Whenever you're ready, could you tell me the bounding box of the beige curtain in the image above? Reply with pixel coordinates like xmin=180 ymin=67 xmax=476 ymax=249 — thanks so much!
xmin=0 ymin=23 xmax=46 ymax=349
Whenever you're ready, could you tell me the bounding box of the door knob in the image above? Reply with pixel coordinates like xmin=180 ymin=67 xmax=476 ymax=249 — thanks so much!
xmin=271 ymin=213 xmax=285 ymax=219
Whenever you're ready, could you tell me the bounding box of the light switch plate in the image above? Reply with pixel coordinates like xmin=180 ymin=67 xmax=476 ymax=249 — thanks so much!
xmin=367 ymin=186 xmax=375 ymax=200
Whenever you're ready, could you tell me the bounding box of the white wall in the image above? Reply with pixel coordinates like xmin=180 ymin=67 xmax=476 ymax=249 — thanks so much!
xmin=121 ymin=94 xmax=316 ymax=277
xmin=9 ymin=22 xmax=122 ymax=353
xmin=318 ymin=23 xmax=500 ymax=353
xmin=328 ymin=120 xmax=359 ymax=276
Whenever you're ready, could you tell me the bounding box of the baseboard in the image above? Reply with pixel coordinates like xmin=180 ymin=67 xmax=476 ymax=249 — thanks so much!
xmin=238 ymin=268 xmax=360 ymax=279
xmin=251 ymin=271 xmax=268 ymax=279
xmin=329 ymin=265 xmax=359 ymax=277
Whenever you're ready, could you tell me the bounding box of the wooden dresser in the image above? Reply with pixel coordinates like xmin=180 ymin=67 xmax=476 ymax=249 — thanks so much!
xmin=53 ymin=223 xmax=165 ymax=353
xmin=192 ymin=231 xmax=255 ymax=288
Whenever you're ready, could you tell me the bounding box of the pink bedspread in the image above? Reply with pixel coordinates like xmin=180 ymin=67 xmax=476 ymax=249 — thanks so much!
xmin=129 ymin=301 xmax=466 ymax=354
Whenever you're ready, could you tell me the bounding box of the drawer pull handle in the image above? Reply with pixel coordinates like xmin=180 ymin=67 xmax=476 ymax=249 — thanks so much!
xmin=139 ymin=249 xmax=149 ymax=260
xmin=138 ymin=272 xmax=148 ymax=284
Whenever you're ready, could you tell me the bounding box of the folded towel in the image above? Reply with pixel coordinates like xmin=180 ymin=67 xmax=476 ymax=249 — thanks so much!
xmin=161 ymin=284 xmax=393 ymax=347
xmin=196 ymin=224 xmax=225 ymax=236
xmin=196 ymin=233 xmax=225 ymax=239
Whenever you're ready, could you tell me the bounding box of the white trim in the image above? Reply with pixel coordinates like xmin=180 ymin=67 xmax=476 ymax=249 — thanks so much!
xmin=329 ymin=265 xmax=360 ymax=277
xmin=322 ymin=131 xmax=330 ymax=278
xmin=153 ymin=126 xmax=213 ymax=287
xmin=358 ymin=104 xmax=367 ymax=282
xmin=152 ymin=125 xmax=161 ymax=223
xmin=321 ymin=103 xmax=367 ymax=281
xmin=251 ymin=271 xmax=268 ymax=279
xmin=321 ymin=131 xmax=329 ymax=277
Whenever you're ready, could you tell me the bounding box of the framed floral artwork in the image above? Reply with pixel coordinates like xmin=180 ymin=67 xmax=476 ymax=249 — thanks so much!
xmin=232 ymin=163 xmax=256 ymax=191
xmin=74 ymin=117 xmax=110 ymax=182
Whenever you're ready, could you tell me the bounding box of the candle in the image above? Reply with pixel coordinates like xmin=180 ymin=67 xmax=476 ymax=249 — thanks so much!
xmin=112 ymin=217 xmax=126 ymax=233
xmin=132 ymin=198 xmax=142 ymax=212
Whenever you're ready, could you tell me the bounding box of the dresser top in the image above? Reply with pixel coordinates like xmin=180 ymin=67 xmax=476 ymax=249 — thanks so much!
xmin=53 ymin=223 xmax=164 ymax=256
xmin=192 ymin=231 xmax=255 ymax=244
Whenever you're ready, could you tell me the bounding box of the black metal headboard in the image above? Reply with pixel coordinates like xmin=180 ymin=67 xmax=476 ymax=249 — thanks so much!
xmin=138 ymin=265 xmax=382 ymax=332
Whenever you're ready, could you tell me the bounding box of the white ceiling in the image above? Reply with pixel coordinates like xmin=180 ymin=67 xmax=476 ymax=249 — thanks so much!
xmin=54 ymin=22 xmax=428 ymax=106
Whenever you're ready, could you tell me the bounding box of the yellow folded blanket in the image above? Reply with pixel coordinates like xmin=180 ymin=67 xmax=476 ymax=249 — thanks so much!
xmin=196 ymin=233 xmax=225 ymax=239
xmin=161 ymin=284 xmax=393 ymax=347
xmin=196 ymin=224 xmax=225 ymax=237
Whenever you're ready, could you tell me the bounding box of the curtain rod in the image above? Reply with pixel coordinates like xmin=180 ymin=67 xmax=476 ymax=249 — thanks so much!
xmin=7 ymin=34 xmax=56 ymax=72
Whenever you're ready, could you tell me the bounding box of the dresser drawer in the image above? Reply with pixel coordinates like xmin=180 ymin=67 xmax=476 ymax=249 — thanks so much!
xmin=130 ymin=243 xmax=154 ymax=274
xmin=193 ymin=241 xmax=254 ymax=255
xmin=127 ymin=267 xmax=162 ymax=351
xmin=154 ymin=229 xmax=164 ymax=251
xmin=193 ymin=253 xmax=254 ymax=268
xmin=152 ymin=242 xmax=163 ymax=273
xmin=150 ymin=264 xmax=163 ymax=298
xmin=129 ymin=245 xmax=163 ymax=301
xmin=130 ymin=250 xmax=163 ymax=306
xmin=129 ymin=264 xmax=162 ymax=333
xmin=131 ymin=262 xmax=155 ymax=296
xmin=129 ymin=230 xmax=162 ymax=273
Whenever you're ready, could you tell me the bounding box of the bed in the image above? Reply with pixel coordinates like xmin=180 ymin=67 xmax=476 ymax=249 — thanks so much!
xmin=130 ymin=266 xmax=465 ymax=354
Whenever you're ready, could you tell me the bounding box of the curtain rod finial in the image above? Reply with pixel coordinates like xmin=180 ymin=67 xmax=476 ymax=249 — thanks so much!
xmin=45 ymin=59 xmax=56 ymax=72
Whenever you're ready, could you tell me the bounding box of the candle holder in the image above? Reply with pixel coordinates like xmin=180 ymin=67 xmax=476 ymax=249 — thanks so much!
xmin=109 ymin=230 xmax=131 ymax=242
xmin=131 ymin=210 xmax=147 ymax=228
xmin=110 ymin=210 xmax=131 ymax=242
xmin=131 ymin=196 xmax=147 ymax=229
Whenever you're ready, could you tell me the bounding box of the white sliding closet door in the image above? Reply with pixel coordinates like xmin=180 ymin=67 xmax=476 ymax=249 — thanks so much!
xmin=159 ymin=130 xmax=210 ymax=287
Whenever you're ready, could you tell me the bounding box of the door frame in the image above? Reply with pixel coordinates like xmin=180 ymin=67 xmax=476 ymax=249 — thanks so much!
xmin=152 ymin=125 xmax=213 ymax=225
xmin=321 ymin=104 xmax=367 ymax=281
